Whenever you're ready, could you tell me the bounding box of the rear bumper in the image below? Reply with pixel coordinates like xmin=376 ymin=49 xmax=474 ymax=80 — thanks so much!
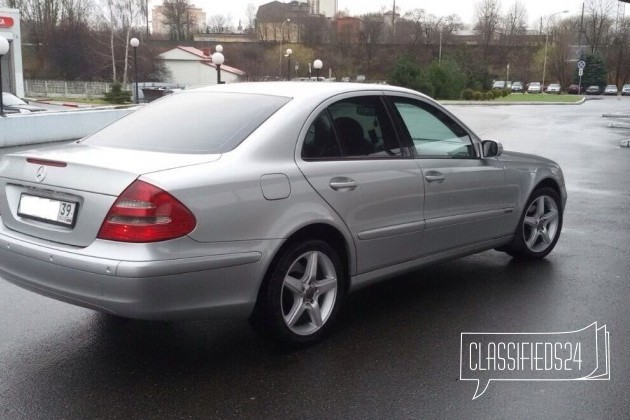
xmin=0 ymin=227 xmax=274 ymax=320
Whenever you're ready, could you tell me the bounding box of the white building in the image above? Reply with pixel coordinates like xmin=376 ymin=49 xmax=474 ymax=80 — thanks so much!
xmin=0 ymin=8 xmax=24 ymax=97
xmin=158 ymin=46 xmax=246 ymax=88
xmin=308 ymin=0 xmax=338 ymax=18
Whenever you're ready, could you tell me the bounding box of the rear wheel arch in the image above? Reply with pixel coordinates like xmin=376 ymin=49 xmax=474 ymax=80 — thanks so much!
xmin=250 ymin=223 xmax=352 ymax=347
xmin=262 ymin=223 xmax=352 ymax=296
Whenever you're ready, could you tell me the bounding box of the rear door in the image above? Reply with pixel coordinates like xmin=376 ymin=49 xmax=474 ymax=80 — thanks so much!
xmin=386 ymin=95 xmax=510 ymax=256
xmin=296 ymin=93 xmax=425 ymax=274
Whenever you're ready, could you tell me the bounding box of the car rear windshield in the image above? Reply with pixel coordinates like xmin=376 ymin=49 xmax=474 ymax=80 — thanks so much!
xmin=83 ymin=92 xmax=291 ymax=154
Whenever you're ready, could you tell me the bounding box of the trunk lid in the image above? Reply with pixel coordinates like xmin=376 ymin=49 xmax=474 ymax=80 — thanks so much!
xmin=0 ymin=143 xmax=219 ymax=247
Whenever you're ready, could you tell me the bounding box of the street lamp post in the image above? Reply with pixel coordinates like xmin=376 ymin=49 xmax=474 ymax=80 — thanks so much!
xmin=212 ymin=45 xmax=225 ymax=84
xmin=542 ymin=10 xmax=569 ymax=93
xmin=313 ymin=59 xmax=323 ymax=81
xmin=285 ymin=48 xmax=292 ymax=80
xmin=279 ymin=19 xmax=291 ymax=79
xmin=130 ymin=37 xmax=140 ymax=104
xmin=0 ymin=36 xmax=10 ymax=116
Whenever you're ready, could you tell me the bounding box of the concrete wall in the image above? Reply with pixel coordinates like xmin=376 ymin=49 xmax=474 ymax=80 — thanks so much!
xmin=0 ymin=107 xmax=137 ymax=148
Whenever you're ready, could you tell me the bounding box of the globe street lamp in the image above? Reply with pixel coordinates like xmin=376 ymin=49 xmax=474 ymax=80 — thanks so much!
xmin=0 ymin=36 xmax=10 ymax=116
xmin=542 ymin=10 xmax=569 ymax=93
xmin=129 ymin=37 xmax=140 ymax=104
xmin=212 ymin=45 xmax=225 ymax=84
xmin=285 ymin=48 xmax=293 ymax=81
xmin=313 ymin=59 xmax=323 ymax=81
xmin=279 ymin=19 xmax=290 ymax=78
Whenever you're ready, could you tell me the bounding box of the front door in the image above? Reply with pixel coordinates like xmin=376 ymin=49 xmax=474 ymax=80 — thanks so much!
xmin=387 ymin=95 xmax=509 ymax=256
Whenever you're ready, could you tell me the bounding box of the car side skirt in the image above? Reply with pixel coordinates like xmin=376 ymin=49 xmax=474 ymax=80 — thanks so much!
xmin=349 ymin=235 xmax=513 ymax=292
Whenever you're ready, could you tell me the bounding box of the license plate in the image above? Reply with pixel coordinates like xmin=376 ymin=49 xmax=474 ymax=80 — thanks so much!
xmin=18 ymin=194 xmax=78 ymax=227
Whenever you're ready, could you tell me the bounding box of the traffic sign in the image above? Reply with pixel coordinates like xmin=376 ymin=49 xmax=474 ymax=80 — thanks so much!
xmin=577 ymin=60 xmax=586 ymax=70
xmin=579 ymin=68 xmax=584 ymax=76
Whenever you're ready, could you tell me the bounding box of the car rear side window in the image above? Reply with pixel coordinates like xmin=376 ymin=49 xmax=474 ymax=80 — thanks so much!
xmin=83 ymin=92 xmax=291 ymax=154
xmin=302 ymin=96 xmax=404 ymax=160
xmin=390 ymin=98 xmax=476 ymax=159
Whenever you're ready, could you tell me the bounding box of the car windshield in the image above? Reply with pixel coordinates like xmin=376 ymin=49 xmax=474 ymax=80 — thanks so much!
xmin=2 ymin=92 xmax=27 ymax=106
xmin=83 ymin=92 xmax=291 ymax=154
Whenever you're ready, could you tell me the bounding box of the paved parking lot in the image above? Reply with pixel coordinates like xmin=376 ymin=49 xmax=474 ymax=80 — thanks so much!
xmin=0 ymin=96 xmax=629 ymax=418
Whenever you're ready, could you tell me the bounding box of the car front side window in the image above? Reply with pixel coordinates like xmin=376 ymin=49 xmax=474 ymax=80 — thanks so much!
xmin=390 ymin=98 xmax=476 ymax=159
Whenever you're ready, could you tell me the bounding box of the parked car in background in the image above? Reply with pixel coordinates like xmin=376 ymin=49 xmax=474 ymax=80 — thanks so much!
xmin=585 ymin=85 xmax=602 ymax=95
xmin=1 ymin=92 xmax=47 ymax=114
xmin=527 ymin=82 xmax=542 ymax=93
xmin=622 ymin=84 xmax=630 ymax=96
xmin=0 ymin=82 xmax=567 ymax=347
xmin=604 ymin=85 xmax=618 ymax=95
xmin=511 ymin=81 xmax=523 ymax=92
xmin=545 ymin=83 xmax=561 ymax=94
xmin=492 ymin=80 xmax=506 ymax=89
xmin=568 ymin=84 xmax=584 ymax=94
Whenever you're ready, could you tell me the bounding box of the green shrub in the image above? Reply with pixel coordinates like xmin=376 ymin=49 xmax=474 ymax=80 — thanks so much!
xmin=473 ymin=91 xmax=482 ymax=101
xmin=484 ymin=91 xmax=494 ymax=100
xmin=462 ymin=88 xmax=474 ymax=100
xmin=104 ymin=82 xmax=132 ymax=104
xmin=502 ymin=89 xmax=511 ymax=97
xmin=492 ymin=90 xmax=502 ymax=99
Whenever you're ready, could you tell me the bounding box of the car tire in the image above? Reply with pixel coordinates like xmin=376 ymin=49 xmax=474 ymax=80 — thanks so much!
xmin=250 ymin=239 xmax=345 ymax=348
xmin=504 ymin=188 xmax=563 ymax=259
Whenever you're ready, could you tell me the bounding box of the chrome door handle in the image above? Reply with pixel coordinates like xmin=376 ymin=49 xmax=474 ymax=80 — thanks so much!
xmin=425 ymin=172 xmax=445 ymax=183
xmin=329 ymin=177 xmax=357 ymax=191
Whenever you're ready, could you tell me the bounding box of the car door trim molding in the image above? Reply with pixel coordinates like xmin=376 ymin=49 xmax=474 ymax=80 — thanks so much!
xmin=424 ymin=209 xmax=506 ymax=230
xmin=357 ymin=220 xmax=426 ymax=240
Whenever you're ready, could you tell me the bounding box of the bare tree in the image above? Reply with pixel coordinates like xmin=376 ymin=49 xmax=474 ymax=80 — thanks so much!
xmin=359 ymin=13 xmax=385 ymax=79
xmin=583 ymin=0 xmax=615 ymax=53
xmin=96 ymin=0 xmax=144 ymax=83
xmin=245 ymin=3 xmax=257 ymax=33
xmin=607 ymin=16 xmax=630 ymax=85
xmin=207 ymin=14 xmax=229 ymax=33
xmin=403 ymin=8 xmax=426 ymax=45
xmin=474 ymin=0 xmax=502 ymax=55
xmin=161 ymin=0 xmax=193 ymax=40
xmin=0 ymin=0 xmax=27 ymax=8
xmin=548 ymin=18 xmax=577 ymax=87
xmin=501 ymin=1 xmax=527 ymax=45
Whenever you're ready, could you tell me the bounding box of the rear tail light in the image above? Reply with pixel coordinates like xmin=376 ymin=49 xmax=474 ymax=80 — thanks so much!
xmin=98 ymin=180 xmax=196 ymax=242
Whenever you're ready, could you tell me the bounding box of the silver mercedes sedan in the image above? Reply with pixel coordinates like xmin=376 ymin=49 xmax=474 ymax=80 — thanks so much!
xmin=0 ymin=83 xmax=566 ymax=347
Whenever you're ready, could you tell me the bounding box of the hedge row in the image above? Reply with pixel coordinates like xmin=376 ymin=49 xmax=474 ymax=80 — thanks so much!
xmin=461 ymin=88 xmax=511 ymax=100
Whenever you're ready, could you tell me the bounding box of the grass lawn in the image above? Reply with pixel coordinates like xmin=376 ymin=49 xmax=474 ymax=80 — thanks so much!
xmin=496 ymin=93 xmax=584 ymax=103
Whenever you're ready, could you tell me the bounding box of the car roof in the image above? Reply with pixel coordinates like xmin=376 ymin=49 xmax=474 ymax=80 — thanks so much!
xmin=188 ymin=82 xmax=429 ymax=102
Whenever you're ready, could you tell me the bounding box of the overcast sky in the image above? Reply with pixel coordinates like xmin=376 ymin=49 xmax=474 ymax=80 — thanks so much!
xmin=149 ymin=1 xmax=599 ymax=29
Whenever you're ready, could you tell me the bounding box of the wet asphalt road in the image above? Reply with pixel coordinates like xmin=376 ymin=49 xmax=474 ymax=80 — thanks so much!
xmin=1 ymin=96 xmax=629 ymax=418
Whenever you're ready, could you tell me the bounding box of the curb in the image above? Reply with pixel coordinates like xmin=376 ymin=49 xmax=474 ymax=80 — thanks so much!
xmin=28 ymin=98 xmax=93 ymax=108
xmin=442 ymin=97 xmax=586 ymax=106
xmin=608 ymin=122 xmax=630 ymax=129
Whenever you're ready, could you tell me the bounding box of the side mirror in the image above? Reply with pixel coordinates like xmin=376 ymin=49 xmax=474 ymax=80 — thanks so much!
xmin=482 ymin=140 xmax=503 ymax=158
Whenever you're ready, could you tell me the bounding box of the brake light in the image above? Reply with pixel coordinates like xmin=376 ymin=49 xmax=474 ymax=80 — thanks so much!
xmin=97 ymin=180 xmax=196 ymax=242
